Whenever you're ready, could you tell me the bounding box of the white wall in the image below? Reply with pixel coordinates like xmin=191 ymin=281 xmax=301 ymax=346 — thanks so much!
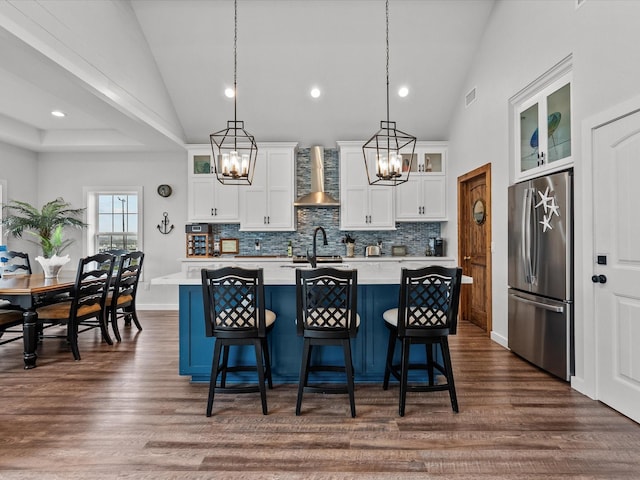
xmin=36 ymin=151 xmax=188 ymax=309
xmin=0 ymin=141 xmax=39 ymax=259
xmin=446 ymin=0 xmax=640 ymax=390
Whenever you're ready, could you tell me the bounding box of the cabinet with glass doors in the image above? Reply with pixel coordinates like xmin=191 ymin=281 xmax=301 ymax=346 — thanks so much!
xmin=515 ymin=72 xmax=572 ymax=180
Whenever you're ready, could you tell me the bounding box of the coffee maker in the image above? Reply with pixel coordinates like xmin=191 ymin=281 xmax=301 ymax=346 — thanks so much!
xmin=427 ymin=237 xmax=445 ymax=257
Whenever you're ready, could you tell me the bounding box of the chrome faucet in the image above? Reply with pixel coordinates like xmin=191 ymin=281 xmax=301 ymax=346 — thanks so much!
xmin=306 ymin=226 xmax=327 ymax=268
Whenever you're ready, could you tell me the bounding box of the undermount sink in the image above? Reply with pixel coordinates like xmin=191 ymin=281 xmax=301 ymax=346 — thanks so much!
xmin=292 ymin=255 xmax=343 ymax=264
xmin=281 ymin=262 xmax=351 ymax=269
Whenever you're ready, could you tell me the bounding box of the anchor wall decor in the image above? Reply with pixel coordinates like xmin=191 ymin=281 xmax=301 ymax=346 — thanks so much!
xmin=157 ymin=212 xmax=174 ymax=234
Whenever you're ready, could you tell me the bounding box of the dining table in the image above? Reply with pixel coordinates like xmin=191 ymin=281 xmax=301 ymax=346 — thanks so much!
xmin=0 ymin=272 xmax=76 ymax=369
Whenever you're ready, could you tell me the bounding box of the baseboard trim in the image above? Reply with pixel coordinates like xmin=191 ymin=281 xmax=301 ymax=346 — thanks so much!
xmin=137 ymin=304 xmax=178 ymax=311
xmin=491 ymin=330 xmax=509 ymax=349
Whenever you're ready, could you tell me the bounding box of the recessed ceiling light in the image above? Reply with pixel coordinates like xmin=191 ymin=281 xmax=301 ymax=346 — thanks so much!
xmin=51 ymin=110 xmax=66 ymax=117
xmin=224 ymin=88 xmax=235 ymax=98
xmin=398 ymin=86 xmax=409 ymax=98
xmin=310 ymin=87 xmax=321 ymax=99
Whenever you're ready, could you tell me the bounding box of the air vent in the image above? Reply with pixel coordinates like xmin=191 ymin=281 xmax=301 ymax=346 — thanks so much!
xmin=465 ymin=87 xmax=477 ymax=108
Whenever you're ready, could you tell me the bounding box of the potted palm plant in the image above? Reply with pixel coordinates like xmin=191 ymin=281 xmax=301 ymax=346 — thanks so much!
xmin=1 ymin=198 xmax=87 ymax=277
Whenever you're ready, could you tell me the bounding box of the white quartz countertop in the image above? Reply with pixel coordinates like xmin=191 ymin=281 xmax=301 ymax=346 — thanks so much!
xmin=152 ymin=256 xmax=471 ymax=286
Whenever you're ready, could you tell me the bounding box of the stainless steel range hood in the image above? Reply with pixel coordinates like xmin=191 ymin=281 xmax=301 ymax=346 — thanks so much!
xmin=294 ymin=146 xmax=340 ymax=207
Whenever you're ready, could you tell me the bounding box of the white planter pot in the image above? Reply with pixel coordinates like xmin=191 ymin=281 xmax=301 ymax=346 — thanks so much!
xmin=36 ymin=254 xmax=71 ymax=279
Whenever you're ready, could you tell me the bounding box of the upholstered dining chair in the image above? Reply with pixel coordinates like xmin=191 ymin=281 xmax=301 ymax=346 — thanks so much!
xmin=107 ymin=251 xmax=144 ymax=342
xmin=35 ymin=253 xmax=115 ymax=360
xmin=201 ymin=266 xmax=276 ymax=416
xmin=382 ymin=265 xmax=462 ymax=416
xmin=295 ymin=267 xmax=359 ymax=417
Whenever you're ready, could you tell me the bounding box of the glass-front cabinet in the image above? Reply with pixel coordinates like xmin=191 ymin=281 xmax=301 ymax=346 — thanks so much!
xmin=187 ymin=147 xmax=240 ymax=223
xmin=515 ymin=71 xmax=572 ymax=180
xmin=395 ymin=142 xmax=447 ymax=221
xmin=400 ymin=150 xmax=444 ymax=173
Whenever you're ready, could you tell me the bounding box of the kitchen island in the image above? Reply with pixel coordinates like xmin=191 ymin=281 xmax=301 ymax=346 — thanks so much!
xmin=153 ymin=256 xmax=470 ymax=383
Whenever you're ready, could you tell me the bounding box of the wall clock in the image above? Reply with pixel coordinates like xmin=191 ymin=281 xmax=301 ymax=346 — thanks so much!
xmin=157 ymin=184 xmax=172 ymax=198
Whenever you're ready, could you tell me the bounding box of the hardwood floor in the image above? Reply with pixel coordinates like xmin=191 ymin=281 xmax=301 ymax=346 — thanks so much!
xmin=1 ymin=311 xmax=639 ymax=479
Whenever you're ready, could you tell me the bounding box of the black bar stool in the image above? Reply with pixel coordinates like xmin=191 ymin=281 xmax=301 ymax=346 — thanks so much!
xmin=201 ymin=267 xmax=275 ymax=416
xmin=382 ymin=265 xmax=462 ymax=416
xmin=295 ymin=267 xmax=359 ymax=417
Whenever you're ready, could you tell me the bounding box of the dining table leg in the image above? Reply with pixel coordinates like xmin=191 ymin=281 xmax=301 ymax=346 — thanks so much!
xmin=23 ymin=310 xmax=38 ymax=369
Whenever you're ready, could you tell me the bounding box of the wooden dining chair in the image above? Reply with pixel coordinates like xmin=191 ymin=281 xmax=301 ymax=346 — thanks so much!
xmin=35 ymin=253 xmax=115 ymax=360
xmin=201 ymin=267 xmax=276 ymax=416
xmin=0 ymin=309 xmax=24 ymax=346
xmin=107 ymin=251 xmax=144 ymax=342
xmin=382 ymin=265 xmax=462 ymax=416
xmin=295 ymin=267 xmax=359 ymax=417
xmin=3 ymin=251 xmax=32 ymax=275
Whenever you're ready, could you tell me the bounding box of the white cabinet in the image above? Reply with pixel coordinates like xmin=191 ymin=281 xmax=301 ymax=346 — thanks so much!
xmin=395 ymin=176 xmax=446 ymax=221
xmin=338 ymin=141 xmax=395 ymax=230
xmin=187 ymin=147 xmax=240 ymax=223
xmin=514 ymin=69 xmax=572 ymax=181
xmin=240 ymin=142 xmax=297 ymax=231
xmin=395 ymin=142 xmax=447 ymax=221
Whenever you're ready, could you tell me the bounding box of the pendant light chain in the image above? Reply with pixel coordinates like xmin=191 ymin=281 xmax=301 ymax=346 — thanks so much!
xmin=362 ymin=0 xmax=416 ymax=186
xmin=210 ymin=0 xmax=258 ymax=185
xmin=386 ymin=0 xmax=390 ymax=125
xmin=233 ymin=0 xmax=237 ymax=123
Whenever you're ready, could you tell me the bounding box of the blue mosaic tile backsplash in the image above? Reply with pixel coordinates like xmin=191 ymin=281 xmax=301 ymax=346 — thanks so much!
xmin=209 ymin=147 xmax=442 ymax=257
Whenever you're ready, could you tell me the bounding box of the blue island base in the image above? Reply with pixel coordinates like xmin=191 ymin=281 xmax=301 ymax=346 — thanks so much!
xmin=180 ymin=284 xmax=446 ymax=384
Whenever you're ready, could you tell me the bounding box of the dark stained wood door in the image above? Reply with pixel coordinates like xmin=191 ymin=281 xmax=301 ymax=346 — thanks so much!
xmin=458 ymin=164 xmax=492 ymax=333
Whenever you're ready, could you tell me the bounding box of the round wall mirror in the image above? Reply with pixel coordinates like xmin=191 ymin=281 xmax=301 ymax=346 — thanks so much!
xmin=472 ymin=199 xmax=486 ymax=225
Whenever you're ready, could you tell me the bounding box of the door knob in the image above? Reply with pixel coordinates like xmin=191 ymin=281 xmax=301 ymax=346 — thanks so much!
xmin=591 ymin=274 xmax=607 ymax=284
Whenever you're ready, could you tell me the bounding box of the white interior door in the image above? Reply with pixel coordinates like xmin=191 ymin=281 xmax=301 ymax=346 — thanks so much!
xmin=593 ymin=109 xmax=640 ymax=424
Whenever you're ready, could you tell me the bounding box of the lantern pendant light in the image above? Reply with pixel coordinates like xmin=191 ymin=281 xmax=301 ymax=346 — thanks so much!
xmin=362 ymin=0 xmax=416 ymax=186
xmin=210 ymin=0 xmax=258 ymax=185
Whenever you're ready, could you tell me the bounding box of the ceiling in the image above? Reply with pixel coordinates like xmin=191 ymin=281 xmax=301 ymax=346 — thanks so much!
xmin=0 ymin=0 xmax=495 ymax=153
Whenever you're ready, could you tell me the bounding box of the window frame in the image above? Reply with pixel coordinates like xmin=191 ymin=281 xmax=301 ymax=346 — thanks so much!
xmin=83 ymin=186 xmax=144 ymax=257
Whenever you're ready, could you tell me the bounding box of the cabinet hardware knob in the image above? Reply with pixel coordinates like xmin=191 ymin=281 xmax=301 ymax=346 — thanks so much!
xmin=591 ymin=274 xmax=607 ymax=284
xmin=463 ymin=255 xmax=471 ymax=260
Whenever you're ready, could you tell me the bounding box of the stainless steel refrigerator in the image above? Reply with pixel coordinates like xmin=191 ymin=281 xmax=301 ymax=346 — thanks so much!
xmin=508 ymin=169 xmax=573 ymax=381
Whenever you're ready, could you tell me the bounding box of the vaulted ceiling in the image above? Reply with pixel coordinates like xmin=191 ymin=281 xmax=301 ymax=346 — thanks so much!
xmin=0 ymin=0 xmax=495 ymax=152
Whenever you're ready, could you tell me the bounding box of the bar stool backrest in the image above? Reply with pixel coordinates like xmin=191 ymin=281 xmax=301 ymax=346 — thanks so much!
xmin=396 ymin=266 xmax=462 ymax=337
xmin=201 ymin=267 xmax=267 ymax=339
xmin=296 ymin=267 xmax=358 ymax=338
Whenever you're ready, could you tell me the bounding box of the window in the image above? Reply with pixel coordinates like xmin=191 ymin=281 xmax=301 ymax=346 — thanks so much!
xmin=85 ymin=187 xmax=143 ymax=255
